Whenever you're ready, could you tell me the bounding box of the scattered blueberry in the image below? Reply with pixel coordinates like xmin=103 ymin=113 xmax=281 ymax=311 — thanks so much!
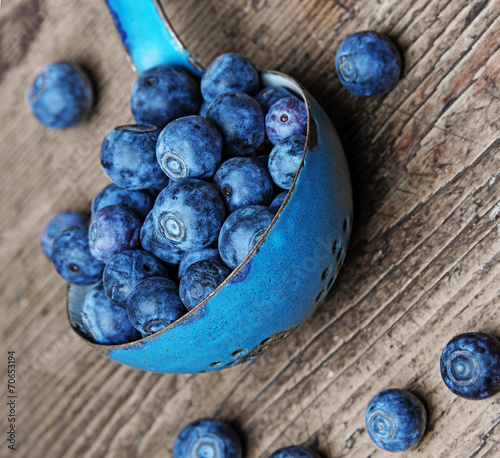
xmin=214 ymin=157 xmax=274 ymax=212
xmin=28 ymin=62 xmax=93 ymax=129
xmin=130 ymin=65 xmax=200 ymax=127
xmin=366 ymin=389 xmax=426 ymax=452
xmin=88 ymin=205 xmax=142 ymax=263
xmin=178 ymin=245 xmax=221 ymax=280
xmin=269 ymin=446 xmax=320 ymax=458
xmin=173 ymin=418 xmax=242 ymax=458
xmin=179 ymin=259 xmax=231 ymax=310
xmin=256 ymin=86 xmax=297 ymax=113
xmin=265 ymin=97 xmax=308 ymax=145
xmin=81 ymin=283 xmax=140 ymax=345
xmin=51 ymin=224 xmax=104 ymax=285
xmin=336 ymin=31 xmax=401 ymax=97
xmin=91 ymin=183 xmax=155 ymax=220
xmin=268 ymin=135 xmax=306 ymax=189
xmin=100 ymin=124 xmax=168 ymax=190
xmin=156 ymin=115 xmax=223 ymax=180
xmin=41 ymin=212 xmax=87 ymax=259
xmin=140 ymin=211 xmax=185 ymax=265
xmin=440 ymin=332 xmax=500 ymax=400
xmin=151 ymin=178 xmax=226 ymax=251
xmin=207 ymin=92 xmax=266 ymax=157
xmin=218 ymin=205 xmax=274 ymax=269
xmin=103 ymin=249 xmax=169 ymax=306
xmin=201 ymin=53 xmax=259 ymax=104
xmin=126 ymin=277 xmax=187 ymax=335
xmin=269 ymin=191 xmax=288 ymax=214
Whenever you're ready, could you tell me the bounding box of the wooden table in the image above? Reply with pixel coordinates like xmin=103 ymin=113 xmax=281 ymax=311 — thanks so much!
xmin=1 ymin=0 xmax=499 ymax=456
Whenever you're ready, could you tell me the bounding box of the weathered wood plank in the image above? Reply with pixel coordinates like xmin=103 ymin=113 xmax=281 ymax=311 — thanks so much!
xmin=0 ymin=0 xmax=499 ymax=457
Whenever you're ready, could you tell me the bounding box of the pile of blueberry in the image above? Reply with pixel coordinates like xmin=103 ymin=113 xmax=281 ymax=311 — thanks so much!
xmin=39 ymin=53 xmax=309 ymax=345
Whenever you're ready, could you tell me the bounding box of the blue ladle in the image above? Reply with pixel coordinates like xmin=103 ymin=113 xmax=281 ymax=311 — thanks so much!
xmin=67 ymin=0 xmax=353 ymax=373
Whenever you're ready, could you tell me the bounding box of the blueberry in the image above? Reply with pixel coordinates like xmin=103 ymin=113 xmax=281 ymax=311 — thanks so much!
xmin=41 ymin=212 xmax=87 ymax=259
xmin=218 ymin=205 xmax=274 ymax=269
xmin=269 ymin=446 xmax=320 ymax=458
xmin=147 ymin=182 xmax=169 ymax=199
xmin=336 ymin=31 xmax=401 ymax=97
xmin=199 ymin=100 xmax=210 ymax=118
xmin=366 ymin=389 xmax=426 ymax=452
xmin=100 ymin=124 xmax=168 ymax=190
xmin=103 ymin=249 xmax=169 ymax=306
xmin=269 ymin=191 xmax=288 ymax=214
xmin=256 ymin=154 xmax=269 ymax=168
xmin=151 ymin=178 xmax=226 ymax=251
xmin=126 ymin=277 xmax=187 ymax=335
xmin=28 ymin=62 xmax=93 ymax=129
xmin=156 ymin=115 xmax=223 ymax=180
xmin=88 ymin=205 xmax=142 ymax=263
xmin=178 ymin=245 xmax=221 ymax=280
xmin=255 ymin=86 xmax=297 ymax=113
xmin=51 ymin=224 xmax=104 ymax=285
xmin=130 ymin=65 xmax=200 ymax=127
xmin=201 ymin=53 xmax=259 ymax=104
xmin=81 ymin=283 xmax=140 ymax=345
xmin=140 ymin=211 xmax=185 ymax=265
xmin=173 ymin=418 xmax=242 ymax=458
xmin=265 ymin=97 xmax=308 ymax=145
xmin=214 ymin=157 xmax=274 ymax=212
xmin=91 ymin=183 xmax=155 ymax=220
xmin=268 ymin=135 xmax=306 ymax=189
xmin=179 ymin=259 xmax=231 ymax=310
xmin=207 ymin=92 xmax=266 ymax=157
xmin=440 ymin=332 xmax=500 ymax=400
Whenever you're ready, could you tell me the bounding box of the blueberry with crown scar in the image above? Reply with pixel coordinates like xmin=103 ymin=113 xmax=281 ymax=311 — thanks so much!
xmin=218 ymin=205 xmax=274 ymax=269
xmin=51 ymin=224 xmax=104 ymax=285
xmin=88 ymin=205 xmax=142 ymax=263
xmin=140 ymin=211 xmax=186 ymax=266
xmin=91 ymin=184 xmax=155 ymax=220
xmin=179 ymin=259 xmax=231 ymax=310
xmin=365 ymin=389 xmax=426 ymax=452
xmin=440 ymin=332 xmax=500 ymax=400
xmin=103 ymin=249 xmax=169 ymax=306
xmin=336 ymin=31 xmax=401 ymax=97
xmin=214 ymin=157 xmax=274 ymax=213
xmin=41 ymin=212 xmax=87 ymax=260
xmin=201 ymin=53 xmax=259 ymax=104
xmin=265 ymin=97 xmax=308 ymax=145
xmin=156 ymin=115 xmax=223 ymax=180
xmin=100 ymin=124 xmax=168 ymax=190
xmin=207 ymin=92 xmax=266 ymax=157
xmin=28 ymin=62 xmax=93 ymax=129
xmin=130 ymin=65 xmax=200 ymax=127
xmin=173 ymin=418 xmax=242 ymax=458
xmin=81 ymin=283 xmax=140 ymax=345
xmin=268 ymin=135 xmax=306 ymax=190
xmin=151 ymin=178 xmax=226 ymax=252
xmin=126 ymin=277 xmax=187 ymax=335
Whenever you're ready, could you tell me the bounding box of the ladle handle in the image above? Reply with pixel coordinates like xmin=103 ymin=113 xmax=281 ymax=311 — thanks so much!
xmin=104 ymin=0 xmax=204 ymax=75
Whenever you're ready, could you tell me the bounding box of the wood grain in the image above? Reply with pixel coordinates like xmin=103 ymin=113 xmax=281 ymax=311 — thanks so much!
xmin=1 ymin=0 xmax=499 ymax=456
